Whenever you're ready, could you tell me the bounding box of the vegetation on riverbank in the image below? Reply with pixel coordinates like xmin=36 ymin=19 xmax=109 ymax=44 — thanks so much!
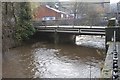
xmin=14 ymin=2 xmax=35 ymax=41
xmin=2 ymin=2 xmax=36 ymax=52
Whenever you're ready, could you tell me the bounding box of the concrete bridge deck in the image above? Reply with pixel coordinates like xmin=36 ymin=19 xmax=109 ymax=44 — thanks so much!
xmin=102 ymin=42 xmax=120 ymax=79
xmin=35 ymin=26 xmax=106 ymax=35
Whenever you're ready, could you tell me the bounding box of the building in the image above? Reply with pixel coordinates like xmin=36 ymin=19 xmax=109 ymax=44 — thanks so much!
xmin=33 ymin=5 xmax=73 ymax=21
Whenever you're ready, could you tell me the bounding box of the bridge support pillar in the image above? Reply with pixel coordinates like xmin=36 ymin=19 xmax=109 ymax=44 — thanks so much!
xmin=54 ymin=32 xmax=59 ymax=44
xmin=54 ymin=33 xmax=76 ymax=44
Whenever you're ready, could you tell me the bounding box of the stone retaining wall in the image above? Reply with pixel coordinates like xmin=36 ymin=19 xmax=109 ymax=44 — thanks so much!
xmin=2 ymin=3 xmax=19 ymax=53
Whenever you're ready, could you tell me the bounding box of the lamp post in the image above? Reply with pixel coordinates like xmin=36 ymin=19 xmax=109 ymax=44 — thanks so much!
xmin=117 ymin=2 xmax=119 ymax=21
xmin=116 ymin=2 xmax=120 ymax=26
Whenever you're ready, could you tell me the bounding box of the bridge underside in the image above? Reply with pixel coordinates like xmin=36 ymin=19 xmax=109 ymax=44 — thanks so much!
xmin=33 ymin=32 xmax=76 ymax=44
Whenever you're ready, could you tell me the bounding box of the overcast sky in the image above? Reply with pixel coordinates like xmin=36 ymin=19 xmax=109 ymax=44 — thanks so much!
xmin=110 ymin=0 xmax=119 ymax=3
xmin=59 ymin=0 xmax=119 ymax=3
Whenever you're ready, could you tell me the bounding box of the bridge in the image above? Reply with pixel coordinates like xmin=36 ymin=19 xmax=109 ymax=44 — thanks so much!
xmin=34 ymin=25 xmax=106 ymax=44
xmin=34 ymin=26 xmax=106 ymax=35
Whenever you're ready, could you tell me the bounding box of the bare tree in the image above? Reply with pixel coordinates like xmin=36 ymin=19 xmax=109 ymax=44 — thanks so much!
xmin=72 ymin=2 xmax=103 ymax=26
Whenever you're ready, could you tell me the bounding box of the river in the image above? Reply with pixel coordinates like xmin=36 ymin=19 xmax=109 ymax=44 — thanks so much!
xmin=3 ymin=35 xmax=105 ymax=78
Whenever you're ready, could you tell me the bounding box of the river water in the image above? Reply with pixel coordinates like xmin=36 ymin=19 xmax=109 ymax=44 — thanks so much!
xmin=3 ymin=35 xmax=105 ymax=78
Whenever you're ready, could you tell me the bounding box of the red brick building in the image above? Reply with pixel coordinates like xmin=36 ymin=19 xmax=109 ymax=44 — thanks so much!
xmin=33 ymin=5 xmax=73 ymax=21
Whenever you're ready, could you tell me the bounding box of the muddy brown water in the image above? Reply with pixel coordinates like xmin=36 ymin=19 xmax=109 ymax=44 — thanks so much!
xmin=3 ymin=42 xmax=105 ymax=78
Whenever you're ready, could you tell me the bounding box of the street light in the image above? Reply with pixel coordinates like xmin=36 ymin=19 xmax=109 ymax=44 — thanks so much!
xmin=117 ymin=2 xmax=120 ymax=21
